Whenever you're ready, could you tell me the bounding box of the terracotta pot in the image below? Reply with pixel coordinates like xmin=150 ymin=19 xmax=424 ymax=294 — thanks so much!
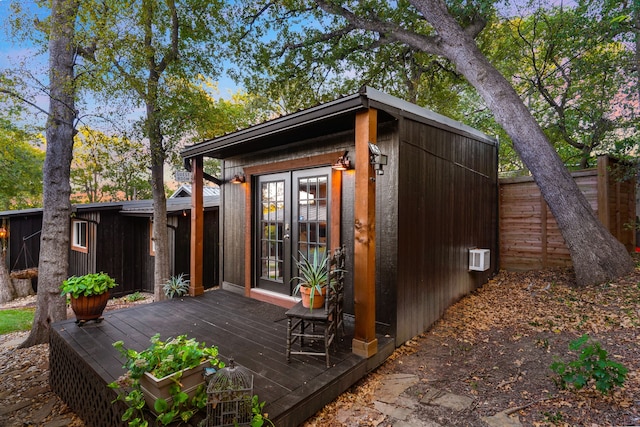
xmin=70 ymin=292 xmax=110 ymax=322
xmin=299 ymin=286 xmax=326 ymax=309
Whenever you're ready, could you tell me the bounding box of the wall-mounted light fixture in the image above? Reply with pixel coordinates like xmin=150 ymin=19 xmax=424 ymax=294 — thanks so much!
xmin=332 ymin=151 xmax=351 ymax=171
xmin=229 ymin=173 xmax=246 ymax=184
xmin=368 ymin=142 xmax=388 ymax=175
xmin=0 ymin=222 xmax=7 ymax=254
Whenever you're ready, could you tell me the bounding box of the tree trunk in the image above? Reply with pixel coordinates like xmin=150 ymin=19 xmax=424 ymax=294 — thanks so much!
xmin=148 ymin=96 xmax=170 ymax=302
xmin=412 ymin=0 xmax=633 ymax=286
xmin=20 ymin=0 xmax=78 ymax=348
xmin=0 ymin=252 xmax=14 ymax=303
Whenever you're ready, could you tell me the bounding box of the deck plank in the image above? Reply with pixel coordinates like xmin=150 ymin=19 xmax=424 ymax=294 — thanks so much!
xmin=50 ymin=289 xmax=394 ymax=427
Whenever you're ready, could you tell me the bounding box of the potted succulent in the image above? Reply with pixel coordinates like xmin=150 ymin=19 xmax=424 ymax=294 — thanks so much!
xmin=109 ymin=333 xmax=225 ymax=426
xmin=292 ymin=249 xmax=333 ymax=309
xmin=60 ymin=272 xmax=118 ymax=324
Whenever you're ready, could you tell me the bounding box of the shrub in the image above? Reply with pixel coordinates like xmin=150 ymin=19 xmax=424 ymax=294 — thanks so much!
xmin=163 ymin=273 xmax=190 ymax=299
xmin=126 ymin=291 xmax=146 ymax=302
xmin=550 ymin=334 xmax=628 ymax=394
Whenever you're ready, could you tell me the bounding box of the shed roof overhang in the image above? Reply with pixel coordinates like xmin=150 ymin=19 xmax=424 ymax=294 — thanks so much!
xmin=180 ymin=87 xmax=496 ymax=161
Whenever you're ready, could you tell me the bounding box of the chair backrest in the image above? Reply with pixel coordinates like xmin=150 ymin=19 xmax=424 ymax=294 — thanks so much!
xmin=325 ymin=245 xmax=346 ymax=313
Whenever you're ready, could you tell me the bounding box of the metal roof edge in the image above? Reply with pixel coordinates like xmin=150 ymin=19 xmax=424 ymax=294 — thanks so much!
xmin=361 ymin=87 xmax=497 ymax=145
xmin=180 ymin=87 xmax=496 ymax=160
xmin=181 ymin=92 xmax=367 ymax=159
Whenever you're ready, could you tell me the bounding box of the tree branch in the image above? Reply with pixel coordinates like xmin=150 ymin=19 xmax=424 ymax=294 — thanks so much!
xmin=0 ymin=88 xmax=51 ymax=118
xmin=313 ymin=0 xmax=444 ymax=56
xmin=157 ymin=0 xmax=179 ymax=74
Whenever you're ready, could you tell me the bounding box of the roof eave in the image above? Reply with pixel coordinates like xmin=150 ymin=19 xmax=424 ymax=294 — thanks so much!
xmin=181 ymin=92 xmax=368 ymax=160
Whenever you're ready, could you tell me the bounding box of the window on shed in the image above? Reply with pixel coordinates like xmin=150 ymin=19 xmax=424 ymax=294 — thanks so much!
xmin=71 ymin=219 xmax=88 ymax=252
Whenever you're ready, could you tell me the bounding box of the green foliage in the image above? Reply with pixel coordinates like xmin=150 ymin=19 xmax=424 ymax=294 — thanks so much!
xmin=0 ymin=118 xmax=45 ymax=210
xmin=292 ymin=250 xmax=330 ymax=297
xmin=0 ymin=308 xmax=35 ymax=334
xmin=126 ymin=292 xmax=146 ymax=302
xmin=162 ymin=273 xmax=190 ymax=299
xmin=71 ymin=126 xmax=151 ymax=203
xmin=60 ymin=272 xmax=118 ymax=298
xmin=250 ymin=395 xmax=275 ymax=427
xmin=228 ymin=0 xmax=637 ymax=172
xmin=109 ymin=333 xmax=224 ymax=426
xmin=291 ymin=249 xmax=343 ymax=310
xmin=550 ymin=334 xmax=628 ymax=394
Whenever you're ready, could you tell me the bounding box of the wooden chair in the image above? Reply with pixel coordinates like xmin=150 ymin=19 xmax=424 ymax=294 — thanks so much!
xmin=286 ymin=246 xmax=345 ymax=368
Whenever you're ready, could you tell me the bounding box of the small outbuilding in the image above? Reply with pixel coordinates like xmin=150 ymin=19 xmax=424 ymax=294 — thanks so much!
xmin=0 ymin=196 xmax=219 ymax=296
xmin=182 ymin=87 xmax=498 ymax=353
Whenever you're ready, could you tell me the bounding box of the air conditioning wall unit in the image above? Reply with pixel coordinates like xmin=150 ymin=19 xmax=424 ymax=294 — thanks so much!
xmin=469 ymin=249 xmax=490 ymax=272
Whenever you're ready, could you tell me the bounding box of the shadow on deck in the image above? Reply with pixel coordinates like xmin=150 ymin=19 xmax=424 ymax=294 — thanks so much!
xmin=49 ymin=289 xmax=394 ymax=427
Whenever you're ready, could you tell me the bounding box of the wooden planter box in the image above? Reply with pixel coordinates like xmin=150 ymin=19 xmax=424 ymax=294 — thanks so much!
xmin=139 ymin=360 xmax=209 ymax=410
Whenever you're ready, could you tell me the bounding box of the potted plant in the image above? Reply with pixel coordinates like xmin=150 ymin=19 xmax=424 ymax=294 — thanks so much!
xmin=292 ymin=249 xmax=333 ymax=309
xmin=109 ymin=333 xmax=225 ymax=426
xmin=60 ymin=272 xmax=118 ymax=324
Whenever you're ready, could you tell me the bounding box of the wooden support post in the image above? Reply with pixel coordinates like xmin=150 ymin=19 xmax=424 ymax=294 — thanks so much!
xmin=190 ymin=156 xmax=204 ymax=296
xmin=352 ymin=108 xmax=378 ymax=358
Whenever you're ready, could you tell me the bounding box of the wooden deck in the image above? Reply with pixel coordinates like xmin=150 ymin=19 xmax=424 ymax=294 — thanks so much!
xmin=49 ymin=289 xmax=394 ymax=427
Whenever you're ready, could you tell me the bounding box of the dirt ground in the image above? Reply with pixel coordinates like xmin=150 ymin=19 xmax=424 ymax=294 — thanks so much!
xmin=2 ymin=266 xmax=640 ymax=426
xmin=303 ymin=267 xmax=640 ymax=427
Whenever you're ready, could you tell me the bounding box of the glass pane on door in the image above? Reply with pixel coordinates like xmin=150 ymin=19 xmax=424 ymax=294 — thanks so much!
xmin=296 ymin=174 xmax=328 ymax=262
xmin=259 ymin=179 xmax=286 ymax=285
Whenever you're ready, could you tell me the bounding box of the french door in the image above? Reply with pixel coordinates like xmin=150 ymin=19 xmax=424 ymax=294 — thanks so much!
xmin=256 ymin=168 xmax=330 ymax=295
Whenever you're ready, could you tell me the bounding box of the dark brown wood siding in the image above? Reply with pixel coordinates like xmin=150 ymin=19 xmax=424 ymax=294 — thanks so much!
xmin=173 ymin=209 xmax=219 ymax=289
xmin=120 ymin=217 xmax=154 ymax=294
xmin=5 ymin=214 xmax=41 ymax=291
xmin=94 ymin=211 xmax=126 ymax=294
xmin=394 ymin=118 xmax=498 ymax=345
xmin=69 ymin=212 xmax=99 ymax=279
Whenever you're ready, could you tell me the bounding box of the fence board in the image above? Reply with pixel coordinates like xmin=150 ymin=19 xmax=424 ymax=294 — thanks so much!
xmin=499 ymin=156 xmax=636 ymax=271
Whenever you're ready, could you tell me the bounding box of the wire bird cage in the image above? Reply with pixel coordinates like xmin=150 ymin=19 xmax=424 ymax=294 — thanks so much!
xmin=206 ymin=359 xmax=254 ymax=427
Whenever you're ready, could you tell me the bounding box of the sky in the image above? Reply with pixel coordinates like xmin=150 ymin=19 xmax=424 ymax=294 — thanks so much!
xmin=0 ymin=0 xmax=240 ymax=131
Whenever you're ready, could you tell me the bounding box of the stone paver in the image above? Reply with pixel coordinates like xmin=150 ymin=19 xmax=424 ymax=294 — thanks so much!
xmin=373 ymin=373 xmax=419 ymax=403
xmin=429 ymin=392 xmax=474 ymax=412
xmin=482 ymin=410 xmax=523 ymax=427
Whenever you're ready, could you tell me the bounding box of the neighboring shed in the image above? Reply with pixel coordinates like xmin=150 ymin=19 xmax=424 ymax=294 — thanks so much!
xmin=170 ymin=184 xmax=219 ymax=198
xmin=182 ymin=87 xmax=499 ymax=351
xmin=0 ymin=196 xmax=219 ymax=296
xmin=500 ymin=155 xmax=636 ymax=271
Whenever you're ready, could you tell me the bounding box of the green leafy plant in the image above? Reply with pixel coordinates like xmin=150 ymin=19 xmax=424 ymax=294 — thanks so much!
xmin=291 ymin=249 xmax=334 ymax=309
xmin=109 ymin=333 xmax=224 ymax=426
xmin=126 ymin=291 xmax=146 ymax=302
xmin=162 ymin=273 xmax=190 ymax=299
xmin=60 ymin=272 xmax=118 ymax=298
xmin=250 ymin=395 xmax=275 ymax=427
xmin=550 ymin=334 xmax=628 ymax=394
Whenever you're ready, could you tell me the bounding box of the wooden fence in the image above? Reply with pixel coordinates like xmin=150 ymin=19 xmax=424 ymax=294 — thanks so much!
xmin=499 ymin=156 xmax=636 ymax=271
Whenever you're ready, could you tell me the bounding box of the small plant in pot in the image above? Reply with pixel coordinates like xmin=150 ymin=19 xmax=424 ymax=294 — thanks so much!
xmin=60 ymin=272 xmax=118 ymax=324
xmin=109 ymin=333 xmax=225 ymax=426
xmin=292 ymin=249 xmax=333 ymax=310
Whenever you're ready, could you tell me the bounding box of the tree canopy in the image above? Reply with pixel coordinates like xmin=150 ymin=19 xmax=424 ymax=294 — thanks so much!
xmin=0 ymin=118 xmax=44 ymax=210
xmin=228 ymin=0 xmax=638 ymax=172
xmin=227 ymin=0 xmax=635 ymax=285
